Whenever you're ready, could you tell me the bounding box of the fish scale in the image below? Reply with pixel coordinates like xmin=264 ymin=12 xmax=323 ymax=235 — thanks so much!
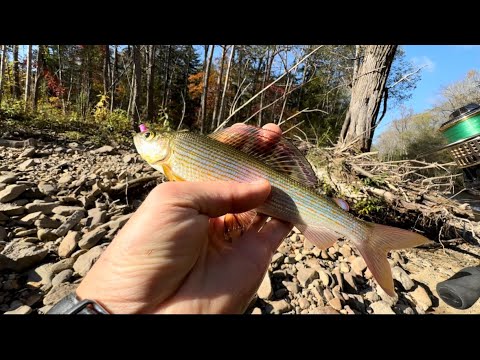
xmin=133 ymin=126 xmax=431 ymax=297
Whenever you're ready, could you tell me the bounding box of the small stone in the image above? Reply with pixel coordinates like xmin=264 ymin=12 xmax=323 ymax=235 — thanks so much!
xmin=298 ymin=298 xmax=310 ymax=310
xmin=78 ymin=227 xmax=108 ymax=250
xmin=37 ymin=182 xmax=57 ymax=196
xmin=271 ymin=253 xmax=285 ymax=268
xmin=370 ymin=301 xmax=395 ymax=314
xmin=52 ymin=206 xmax=85 ymax=216
xmin=392 ymin=266 xmax=415 ymax=291
xmin=18 ymin=159 xmax=36 ymax=171
xmin=0 ymin=184 xmax=28 ymax=202
xmin=15 ymin=228 xmax=37 ymax=237
xmin=311 ymin=286 xmax=325 ymax=306
xmin=37 ymin=228 xmax=59 ymax=242
xmin=25 ymin=201 xmax=60 ymax=214
xmin=257 ymin=272 xmax=273 ymax=300
xmin=123 ymin=154 xmax=134 ymax=163
xmin=51 ymin=258 xmax=76 ymax=274
xmin=91 ymin=145 xmax=114 ymax=154
xmin=304 ymin=258 xmax=322 ymax=272
xmin=0 ymin=173 xmax=17 ymax=184
xmin=0 ymin=203 xmax=25 ymax=215
xmin=87 ymin=208 xmax=106 ymax=228
xmin=27 ymin=263 xmax=54 ymax=286
xmin=343 ymin=271 xmax=357 ymax=292
xmin=365 ymin=291 xmax=381 ymax=303
xmin=267 ymin=300 xmax=291 ymax=314
xmin=1 ymin=242 xmax=48 ymax=271
xmin=20 ymin=147 xmax=36 ymax=158
xmin=53 ymin=210 xmax=85 ymax=237
xmin=51 ymin=269 xmax=73 ymax=286
xmin=333 ymin=267 xmax=344 ymax=292
xmin=35 ymin=217 xmax=62 ymax=229
xmin=58 ymin=231 xmax=80 ymax=257
xmin=320 ymin=250 xmax=329 ymax=260
xmin=410 ymin=286 xmax=432 ymax=311
xmin=323 ymin=288 xmax=334 ymax=302
xmin=58 ymin=174 xmax=73 ymax=185
xmin=328 ymin=297 xmax=343 ymax=311
xmin=377 ymin=286 xmax=398 ymax=307
xmin=318 ymin=270 xmax=332 ymax=287
xmin=296 ymin=267 xmax=319 ymax=288
xmin=294 ymin=253 xmax=304 ymax=261
xmin=312 ymin=247 xmax=321 ymax=257
xmin=20 ymin=211 xmax=43 ymax=224
xmin=73 ymin=245 xmax=105 ymax=276
xmin=43 ymin=283 xmax=78 ymax=305
xmin=251 ymin=307 xmax=262 ymax=315
xmin=282 ymin=281 xmax=300 ymax=294
xmin=365 ymin=268 xmax=373 ymax=279
xmin=309 ymin=306 xmax=339 ymax=314
xmin=339 ymin=262 xmax=350 ymax=273
xmin=4 ymin=305 xmax=32 ymax=314
xmin=351 ymin=256 xmax=367 ymax=276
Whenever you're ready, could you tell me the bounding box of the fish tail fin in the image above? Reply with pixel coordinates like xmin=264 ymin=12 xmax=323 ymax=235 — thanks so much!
xmin=355 ymin=223 xmax=431 ymax=296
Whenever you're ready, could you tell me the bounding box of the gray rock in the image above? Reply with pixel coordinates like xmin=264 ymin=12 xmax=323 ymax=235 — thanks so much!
xmin=43 ymin=283 xmax=78 ymax=305
xmin=1 ymin=241 xmax=48 ymax=271
xmin=73 ymin=245 xmax=105 ymax=276
xmin=35 ymin=217 xmax=63 ymax=229
xmin=4 ymin=305 xmax=32 ymax=314
xmin=351 ymin=256 xmax=367 ymax=276
xmin=304 ymin=258 xmax=323 ymax=272
xmin=51 ymin=269 xmax=73 ymax=286
xmin=78 ymin=227 xmax=107 ymax=250
xmin=410 ymin=286 xmax=432 ymax=311
xmin=256 ymin=272 xmax=272 ymax=300
xmin=298 ymin=297 xmax=310 ymax=310
xmin=27 ymin=263 xmax=54 ymax=286
xmin=91 ymin=145 xmax=114 ymax=154
xmin=0 ymin=184 xmax=28 ymax=202
xmin=15 ymin=228 xmax=37 ymax=237
xmin=296 ymin=267 xmax=319 ymax=288
xmin=51 ymin=258 xmax=76 ymax=274
xmin=392 ymin=266 xmax=415 ymax=291
xmin=370 ymin=301 xmax=395 ymax=314
xmin=25 ymin=201 xmax=61 ymax=214
xmin=0 ymin=173 xmax=18 ymax=184
xmin=70 ymin=249 xmax=87 ymax=260
xmin=58 ymin=174 xmax=73 ymax=185
xmin=53 ymin=210 xmax=85 ymax=237
xmin=0 ymin=203 xmax=25 ymax=215
xmin=267 ymin=300 xmax=291 ymax=314
xmin=18 ymin=159 xmax=36 ymax=171
xmin=37 ymin=228 xmax=59 ymax=242
xmin=37 ymin=182 xmax=57 ymax=196
xmin=20 ymin=147 xmax=36 ymax=158
xmin=282 ymin=281 xmax=300 ymax=294
xmin=52 ymin=206 xmax=85 ymax=216
xmin=58 ymin=231 xmax=80 ymax=257
xmin=20 ymin=211 xmax=43 ymax=224
xmin=87 ymin=208 xmax=107 ymax=228
xmin=0 ymin=226 xmax=6 ymax=241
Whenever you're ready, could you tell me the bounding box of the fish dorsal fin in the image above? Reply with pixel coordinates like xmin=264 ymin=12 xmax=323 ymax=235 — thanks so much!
xmin=209 ymin=124 xmax=317 ymax=187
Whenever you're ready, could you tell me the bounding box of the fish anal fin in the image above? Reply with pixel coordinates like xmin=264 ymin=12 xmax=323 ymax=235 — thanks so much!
xmin=210 ymin=124 xmax=317 ymax=187
xmin=224 ymin=210 xmax=257 ymax=242
xmin=296 ymin=223 xmax=341 ymax=250
xmin=354 ymin=223 xmax=432 ymax=297
xmin=162 ymin=164 xmax=185 ymax=182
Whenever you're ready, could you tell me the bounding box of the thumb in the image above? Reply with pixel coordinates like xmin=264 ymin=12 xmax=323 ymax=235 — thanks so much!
xmin=158 ymin=179 xmax=272 ymax=218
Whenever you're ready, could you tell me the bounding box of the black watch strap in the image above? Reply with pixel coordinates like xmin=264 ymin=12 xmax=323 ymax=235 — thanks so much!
xmin=46 ymin=292 xmax=110 ymax=314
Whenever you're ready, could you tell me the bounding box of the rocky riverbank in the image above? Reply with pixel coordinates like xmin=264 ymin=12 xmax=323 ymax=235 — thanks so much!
xmin=1 ymin=136 xmax=479 ymax=314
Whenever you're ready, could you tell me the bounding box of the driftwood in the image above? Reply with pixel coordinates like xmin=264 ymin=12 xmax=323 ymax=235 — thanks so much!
xmin=306 ymin=146 xmax=480 ymax=246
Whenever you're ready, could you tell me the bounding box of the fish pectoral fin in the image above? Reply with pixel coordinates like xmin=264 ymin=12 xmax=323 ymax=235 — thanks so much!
xmin=355 ymin=223 xmax=432 ymax=297
xmin=162 ymin=164 xmax=184 ymax=182
xmin=296 ymin=223 xmax=341 ymax=250
xmin=223 ymin=210 xmax=257 ymax=242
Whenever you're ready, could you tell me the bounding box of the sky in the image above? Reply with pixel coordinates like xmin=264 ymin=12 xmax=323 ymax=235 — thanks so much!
xmin=374 ymin=45 xmax=480 ymax=138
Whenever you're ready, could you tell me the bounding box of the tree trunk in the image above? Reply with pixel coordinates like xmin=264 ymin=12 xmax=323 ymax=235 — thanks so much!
xmin=0 ymin=45 xmax=7 ymax=106
xmin=146 ymin=45 xmax=156 ymax=121
xmin=57 ymin=45 xmax=66 ymax=114
xmin=33 ymin=45 xmax=44 ymax=112
xmin=339 ymin=45 xmax=397 ymax=152
xmin=258 ymin=47 xmax=275 ymax=126
xmin=217 ymin=45 xmax=235 ymax=128
xmin=161 ymin=45 xmax=171 ymax=109
xmin=103 ymin=45 xmax=110 ymax=97
xmin=130 ymin=45 xmax=142 ymax=130
xmin=24 ymin=45 xmax=32 ymax=111
xmin=12 ymin=45 xmax=20 ymax=99
xmin=199 ymin=45 xmax=214 ymax=134
xmin=211 ymin=45 xmax=226 ymax=130
xmin=110 ymin=45 xmax=118 ymax=112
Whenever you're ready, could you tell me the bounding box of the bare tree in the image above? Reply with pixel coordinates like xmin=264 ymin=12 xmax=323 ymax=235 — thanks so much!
xmin=161 ymin=45 xmax=171 ymax=109
xmin=33 ymin=45 xmax=44 ymax=112
xmin=12 ymin=45 xmax=20 ymax=99
xmin=339 ymin=45 xmax=397 ymax=152
xmin=0 ymin=45 xmax=6 ymax=106
xmin=24 ymin=45 xmax=32 ymax=111
xmin=211 ymin=45 xmax=226 ymax=130
xmin=199 ymin=45 xmax=214 ymax=133
xmin=146 ymin=45 xmax=156 ymax=121
xmin=103 ymin=45 xmax=110 ymax=97
xmin=217 ymin=45 xmax=235 ymax=127
xmin=130 ymin=45 xmax=142 ymax=129
xmin=110 ymin=45 xmax=118 ymax=112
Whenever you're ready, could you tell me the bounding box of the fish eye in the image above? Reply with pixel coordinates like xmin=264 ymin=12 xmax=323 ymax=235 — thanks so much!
xmin=143 ymin=131 xmax=154 ymax=140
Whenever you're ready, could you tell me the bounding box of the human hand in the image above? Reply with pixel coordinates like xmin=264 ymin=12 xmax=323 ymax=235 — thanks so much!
xmin=76 ymin=124 xmax=292 ymax=314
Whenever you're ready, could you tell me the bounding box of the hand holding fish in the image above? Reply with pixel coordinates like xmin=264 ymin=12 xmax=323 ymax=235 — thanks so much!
xmin=76 ymin=125 xmax=292 ymax=314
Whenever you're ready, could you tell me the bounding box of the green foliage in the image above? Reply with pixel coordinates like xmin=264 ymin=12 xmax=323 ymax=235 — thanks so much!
xmin=352 ymin=197 xmax=383 ymax=216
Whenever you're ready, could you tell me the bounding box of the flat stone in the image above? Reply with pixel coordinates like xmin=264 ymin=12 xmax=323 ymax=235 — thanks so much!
xmin=51 ymin=269 xmax=73 ymax=286
xmin=410 ymin=286 xmax=432 ymax=311
xmin=0 ymin=242 xmax=48 ymax=271
xmin=25 ymin=201 xmax=61 ymax=214
xmin=43 ymin=282 xmax=78 ymax=306
xmin=20 ymin=147 xmax=36 ymax=158
xmin=15 ymin=228 xmax=37 ymax=237
xmin=257 ymin=272 xmax=273 ymax=300
xmin=282 ymin=281 xmax=300 ymax=294
xmin=0 ymin=184 xmax=28 ymax=202
xmin=267 ymin=300 xmax=291 ymax=314
xmin=53 ymin=210 xmax=85 ymax=237
xmin=0 ymin=203 xmax=25 ymax=215
xmin=20 ymin=211 xmax=43 ymax=224
xmin=58 ymin=231 xmax=80 ymax=257
xmin=370 ymin=301 xmax=395 ymax=314
xmin=351 ymin=256 xmax=367 ymax=276
xmin=4 ymin=305 xmax=32 ymax=314
xmin=51 ymin=258 xmax=76 ymax=274
xmin=35 ymin=217 xmax=63 ymax=229
xmin=0 ymin=173 xmax=18 ymax=184
xmin=296 ymin=267 xmax=319 ymax=288
xmin=90 ymin=145 xmax=114 ymax=154
xmin=37 ymin=182 xmax=57 ymax=196
xmin=37 ymin=228 xmax=59 ymax=242
xmin=52 ymin=206 xmax=85 ymax=216
xmin=328 ymin=297 xmax=343 ymax=311
xmin=309 ymin=306 xmax=339 ymax=314
xmin=392 ymin=266 xmax=415 ymax=291
xmin=18 ymin=159 xmax=36 ymax=171
xmin=73 ymin=245 xmax=105 ymax=276
xmin=298 ymin=297 xmax=310 ymax=310
xmin=87 ymin=208 xmax=107 ymax=228
xmin=58 ymin=174 xmax=73 ymax=185
xmin=27 ymin=263 xmax=54 ymax=287
xmin=271 ymin=253 xmax=285 ymax=268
